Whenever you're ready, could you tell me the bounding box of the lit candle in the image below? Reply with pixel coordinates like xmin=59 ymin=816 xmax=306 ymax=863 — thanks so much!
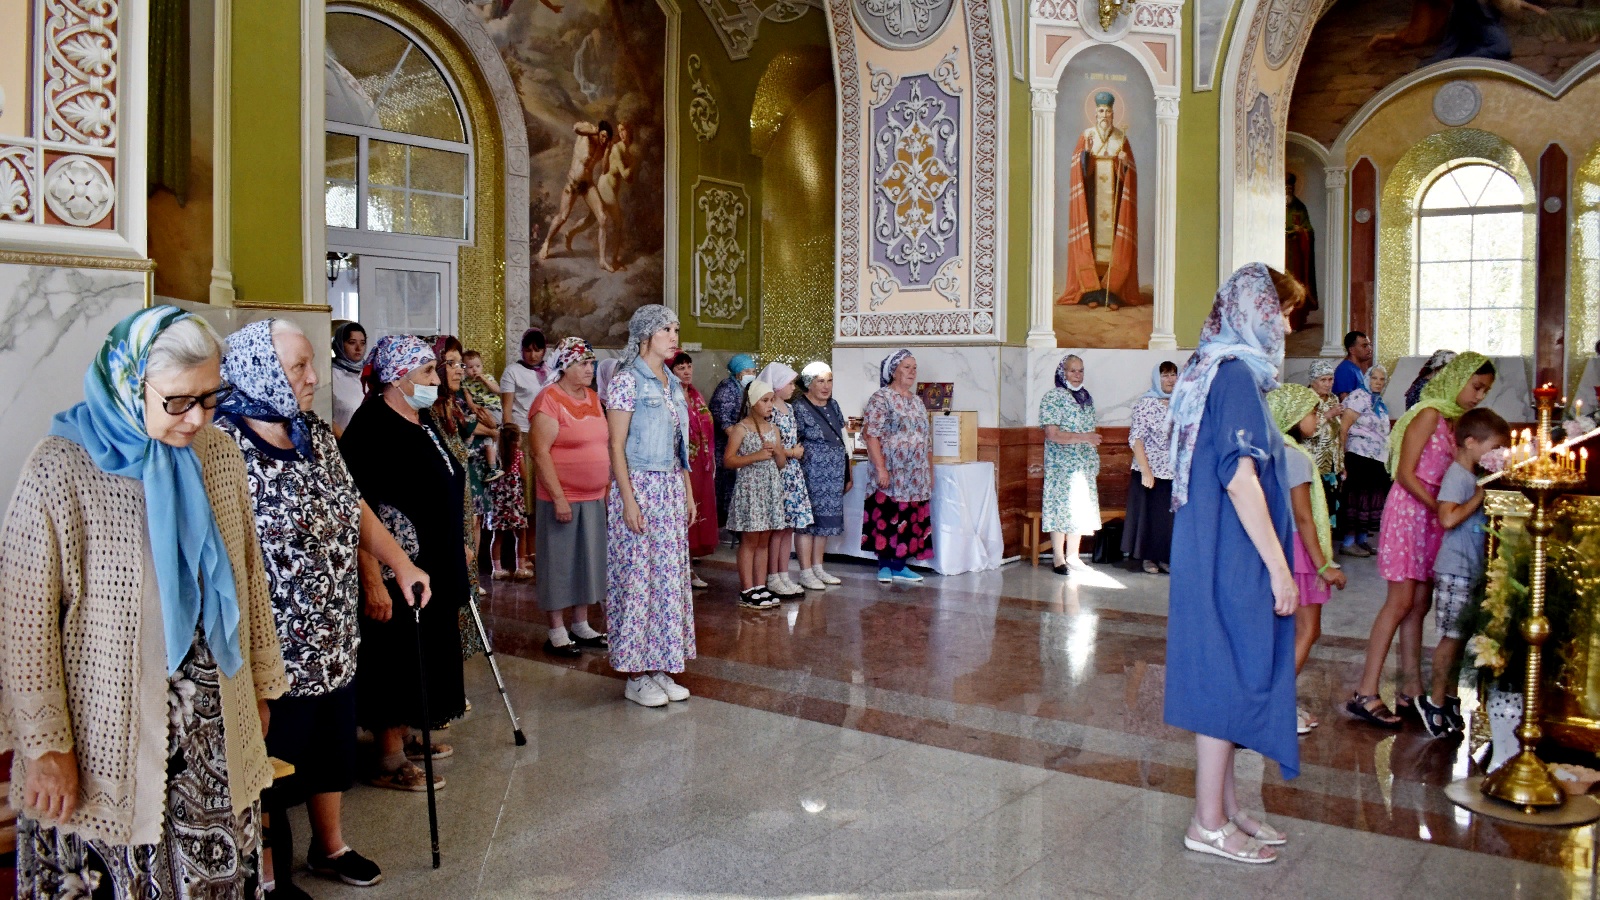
xmin=1583 ymin=448 xmax=1589 ymax=477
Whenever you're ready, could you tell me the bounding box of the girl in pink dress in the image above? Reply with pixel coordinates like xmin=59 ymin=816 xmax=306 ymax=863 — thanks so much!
xmin=1346 ymin=352 xmax=1495 ymax=728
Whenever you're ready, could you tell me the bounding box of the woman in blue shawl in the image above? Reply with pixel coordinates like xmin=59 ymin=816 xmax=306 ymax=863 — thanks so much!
xmin=1163 ymin=264 xmax=1305 ymax=865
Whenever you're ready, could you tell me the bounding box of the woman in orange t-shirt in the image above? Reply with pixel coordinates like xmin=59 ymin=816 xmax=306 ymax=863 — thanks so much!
xmin=528 ymin=337 xmax=612 ymax=657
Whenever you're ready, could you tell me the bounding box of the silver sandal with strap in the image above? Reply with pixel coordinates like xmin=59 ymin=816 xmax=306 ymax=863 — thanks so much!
xmin=1231 ymin=813 xmax=1287 ymax=846
xmin=1183 ymin=819 xmax=1276 ymax=864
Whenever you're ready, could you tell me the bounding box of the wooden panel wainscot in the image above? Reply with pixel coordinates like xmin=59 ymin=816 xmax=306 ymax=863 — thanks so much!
xmin=979 ymin=426 xmax=1133 ymax=559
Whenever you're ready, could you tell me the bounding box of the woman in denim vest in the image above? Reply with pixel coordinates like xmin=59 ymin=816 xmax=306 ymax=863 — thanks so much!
xmin=603 ymin=305 xmax=698 ymax=707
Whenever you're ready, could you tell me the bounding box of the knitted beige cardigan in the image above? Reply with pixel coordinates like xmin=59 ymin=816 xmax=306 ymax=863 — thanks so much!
xmin=0 ymin=429 xmax=288 ymax=847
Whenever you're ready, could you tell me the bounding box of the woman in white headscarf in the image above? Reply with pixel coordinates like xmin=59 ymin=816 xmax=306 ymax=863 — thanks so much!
xmin=604 ymin=305 xmax=697 ymax=707
xmin=793 ymin=361 xmax=850 ymax=587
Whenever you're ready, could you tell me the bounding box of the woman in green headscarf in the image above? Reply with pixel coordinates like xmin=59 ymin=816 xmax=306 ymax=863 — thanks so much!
xmin=1346 ymin=351 xmax=1495 ymax=729
xmin=1269 ymin=384 xmax=1348 ymax=734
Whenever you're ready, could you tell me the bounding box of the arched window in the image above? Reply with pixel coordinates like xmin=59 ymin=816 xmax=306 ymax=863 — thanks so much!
xmin=325 ymin=11 xmax=471 ymax=239
xmin=1413 ymin=162 xmax=1531 ymax=357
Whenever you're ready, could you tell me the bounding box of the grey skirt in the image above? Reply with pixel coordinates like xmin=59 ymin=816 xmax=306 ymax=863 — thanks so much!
xmin=535 ymin=497 xmax=607 ymax=611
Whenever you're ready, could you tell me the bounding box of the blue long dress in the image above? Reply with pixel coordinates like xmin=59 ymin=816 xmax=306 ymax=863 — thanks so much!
xmin=1162 ymin=359 xmax=1300 ymax=779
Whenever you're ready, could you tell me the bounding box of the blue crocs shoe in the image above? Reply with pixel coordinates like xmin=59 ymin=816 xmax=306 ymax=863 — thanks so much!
xmin=877 ymin=567 xmax=893 ymax=583
xmin=891 ymin=567 xmax=924 ymax=583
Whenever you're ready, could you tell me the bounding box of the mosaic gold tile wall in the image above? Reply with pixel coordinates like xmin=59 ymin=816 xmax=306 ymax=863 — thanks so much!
xmin=1571 ymin=148 xmax=1600 ymax=396
xmin=346 ymin=0 xmax=507 ymax=373
xmin=757 ymin=73 xmax=836 ymax=367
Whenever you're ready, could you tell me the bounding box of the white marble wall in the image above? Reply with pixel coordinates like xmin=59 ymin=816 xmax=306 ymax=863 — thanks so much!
xmin=0 ymin=263 xmax=147 ymax=506
xmin=1381 ymin=355 xmax=1533 ymax=423
xmin=830 ymin=346 xmax=1002 ymax=426
xmin=1021 ymin=348 xmax=1193 ymax=428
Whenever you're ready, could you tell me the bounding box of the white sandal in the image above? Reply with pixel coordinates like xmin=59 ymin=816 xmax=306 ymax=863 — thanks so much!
xmin=1183 ymin=820 xmax=1276 ymax=864
xmin=1231 ymin=813 xmax=1287 ymax=846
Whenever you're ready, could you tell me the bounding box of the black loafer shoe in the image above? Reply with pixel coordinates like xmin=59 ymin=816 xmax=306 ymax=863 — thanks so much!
xmin=543 ymin=639 xmax=582 ymax=658
xmin=1052 ymin=564 xmax=1068 ymax=575
xmin=573 ymin=632 xmax=609 ymax=650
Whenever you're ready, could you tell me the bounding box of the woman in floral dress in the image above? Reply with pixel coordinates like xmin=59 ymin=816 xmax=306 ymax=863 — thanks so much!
xmin=1306 ymin=359 xmax=1345 ymax=545
xmin=862 ymin=350 xmax=934 ymax=584
xmin=431 ymin=336 xmax=489 ymax=659
xmin=1040 ymin=354 xmax=1103 ymax=573
xmin=605 ymin=305 xmax=697 ymax=708
xmin=1124 ymin=361 xmax=1178 ymax=574
xmin=794 ymin=361 xmax=850 ymax=588
xmin=758 ymin=362 xmax=813 ymax=598
xmin=671 ymin=351 xmax=719 ymax=586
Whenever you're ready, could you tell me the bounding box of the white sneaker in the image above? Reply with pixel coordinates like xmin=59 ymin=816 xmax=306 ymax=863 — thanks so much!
xmin=814 ymin=565 xmax=842 ymax=585
xmin=624 ymin=676 xmax=668 ymax=707
xmin=767 ymin=574 xmax=800 ymax=599
xmin=779 ymin=573 xmax=806 ymax=595
xmin=690 ymin=571 xmax=708 ymax=588
xmin=796 ymin=569 xmax=826 ymax=591
xmin=650 ymin=672 xmax=690 ymax=702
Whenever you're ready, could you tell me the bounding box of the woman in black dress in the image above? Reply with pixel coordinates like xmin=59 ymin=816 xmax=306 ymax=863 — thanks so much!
xmin=340 ymin=335 xmax=468 ymax=791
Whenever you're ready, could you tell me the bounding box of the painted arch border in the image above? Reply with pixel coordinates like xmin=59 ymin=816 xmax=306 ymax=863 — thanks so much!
xmin=1024 ymin=3 xmax=1182 ymax=350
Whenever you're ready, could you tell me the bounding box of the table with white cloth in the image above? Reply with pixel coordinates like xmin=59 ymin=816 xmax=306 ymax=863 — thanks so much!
xmin=826 ymin=460 xmax=1005 ymax=575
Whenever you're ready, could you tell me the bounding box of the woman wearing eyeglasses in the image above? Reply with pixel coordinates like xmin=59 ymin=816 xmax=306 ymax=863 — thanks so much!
xmin=2 ymin=307 xmax=289 ymax=897
xmin=339 ymin=336 xmax=469 ymax=791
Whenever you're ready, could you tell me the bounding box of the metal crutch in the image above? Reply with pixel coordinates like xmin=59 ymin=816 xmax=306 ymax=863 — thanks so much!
xmin=466 ymin=595 xmax=527 ymax=745
xmin=410 ymin=583 xmax=442 ymax=869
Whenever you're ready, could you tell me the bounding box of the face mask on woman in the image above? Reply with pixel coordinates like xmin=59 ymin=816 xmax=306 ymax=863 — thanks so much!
xmin=405 ymin=383 xmax=438 ymax=410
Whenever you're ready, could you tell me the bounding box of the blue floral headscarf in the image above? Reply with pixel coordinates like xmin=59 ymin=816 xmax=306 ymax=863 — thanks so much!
xmin=49 ymin=306 xmax=244 ymax=677
xmin=879 ymin=349 xmax=913 ymax=387
xmin=219 ymin=319 xmax=313 ymax=458
xmin=1168 ymin=263 xmax=1288 ymax=510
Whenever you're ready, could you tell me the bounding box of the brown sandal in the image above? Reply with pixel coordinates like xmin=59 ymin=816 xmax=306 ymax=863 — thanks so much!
xmin=1345 ymin=692 xmax=1402 ymax=729
xmin=367 ymin=761 xmax=445 ymax=792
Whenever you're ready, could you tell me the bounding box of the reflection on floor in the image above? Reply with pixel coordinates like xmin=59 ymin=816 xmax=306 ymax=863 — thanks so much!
xmin=294 ymin=552 xmax=1590 ymax=899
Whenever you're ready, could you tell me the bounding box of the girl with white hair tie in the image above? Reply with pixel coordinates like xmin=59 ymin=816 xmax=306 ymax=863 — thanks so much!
xmin=604 ymin=305 xmax=697 ymax=707
xmin=756 ymin=361 xmax=813 ymax=598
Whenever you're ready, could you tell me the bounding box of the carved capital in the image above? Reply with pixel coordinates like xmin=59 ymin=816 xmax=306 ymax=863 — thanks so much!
xmin=1031 ymin=88 xmax=1057 ymax=112
xmin=1324 ymin=167 xmax=1349 ymax=190
xmin=1154 ymin=93 xmax=1180 ymax=119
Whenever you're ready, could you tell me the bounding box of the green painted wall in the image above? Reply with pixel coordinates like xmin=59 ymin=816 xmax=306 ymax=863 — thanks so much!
xmin=230 ymin=0 xmax=303 ymax=303
xmin=676 ymin=15 xmax=832 ymax=352
xmin=1173 ymin=11 xmax=1227 ymax=349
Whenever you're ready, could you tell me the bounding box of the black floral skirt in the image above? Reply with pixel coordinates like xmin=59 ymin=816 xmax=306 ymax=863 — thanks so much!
xmin=861 ymin=491 xmax=933 ymax=562
xmin=16 ymin=633 xmax=263 ymax=899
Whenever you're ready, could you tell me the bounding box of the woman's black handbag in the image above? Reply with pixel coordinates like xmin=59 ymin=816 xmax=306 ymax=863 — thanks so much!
xmin=1092 ymin=518 xmax=1126 ymax=565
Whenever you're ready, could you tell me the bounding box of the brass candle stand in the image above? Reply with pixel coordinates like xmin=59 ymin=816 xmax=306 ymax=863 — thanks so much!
xmin=1480 ymin=387 xmax=1577 ymax=813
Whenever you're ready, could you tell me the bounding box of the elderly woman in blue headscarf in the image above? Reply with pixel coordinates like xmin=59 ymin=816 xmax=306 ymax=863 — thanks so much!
xmin=340 ymin=335 xmax=466 ymax=790
xmin=710 ymin=352 xmax=759 ymax=528
xmin=215 ymin=319 xmax=429 ymax=886
xmin=1040 ymin=354 xmax=1103 ymax=574
xmin=604 ymin=304 xmax=697 ymax=708
xmin=1163 ymin=263 xmax=1305 ymax=865
xmin=1124 ymin=360 xmax=1179 ymax=574
xmin=862 ymin=349 xmax=933 ymax=584
xmin=1 ymin=306 xmax=288 ymax=897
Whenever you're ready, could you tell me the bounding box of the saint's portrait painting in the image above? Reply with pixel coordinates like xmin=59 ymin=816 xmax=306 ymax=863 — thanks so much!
xmin=1052 ymin=44 xmax=1156 ymax=350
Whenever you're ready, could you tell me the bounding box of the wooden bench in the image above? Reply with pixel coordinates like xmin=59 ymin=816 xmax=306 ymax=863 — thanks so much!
xmin=1021 ymin=507 xmax=1129 ymax=566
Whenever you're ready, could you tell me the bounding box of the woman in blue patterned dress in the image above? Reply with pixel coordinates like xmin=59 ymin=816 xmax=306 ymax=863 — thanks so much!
xmin=604 ymin=305 xmax=697 ymax=708
xmin=758 ymin=362 xmax=813 ymax=598
xmin=1040 ymin=355 xmax=1103 ymax=573
xmin=793 ymin=361 xmax=851 ymax=589
xmin=862 ymin=350 xmax=933 ymax=584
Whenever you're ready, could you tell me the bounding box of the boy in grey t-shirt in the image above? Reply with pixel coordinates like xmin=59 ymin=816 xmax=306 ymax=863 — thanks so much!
xmin=1419 ymin=407 xmax=1509 ymax=738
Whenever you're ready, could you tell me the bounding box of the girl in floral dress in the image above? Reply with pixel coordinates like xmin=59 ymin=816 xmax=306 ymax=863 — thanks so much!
xmin=758 ymin=362 xmax=814 ymax=599
xmin=726 ymin=381 xmax=788 ymax=609
xmin=862 ymin=350 xmax=934 ymax=584
xmin=604 ymin=305 xmax=697 ymax=708
xmin=1347 ymin=352 xmax=1495 ymax=728
xmin=1040 ymin=355 xmax=1103 ymax=574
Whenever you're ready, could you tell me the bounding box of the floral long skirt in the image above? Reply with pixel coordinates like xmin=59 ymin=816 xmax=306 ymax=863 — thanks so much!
xmin=861 ymin=490 xmax=933 ymax=562
xmin=16 ymin=633 xmax=263 ymax=900
xmin=605 ymin=471 xmax=696 ymax=673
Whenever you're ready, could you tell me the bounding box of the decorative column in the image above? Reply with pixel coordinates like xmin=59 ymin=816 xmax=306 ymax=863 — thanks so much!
xmin=210 ymin=0 xmax=236 ymax=306
xmin=1149 ymin=92 xmax=1179 ymax=350
xmin=1320 ymin=166 xmax=1348 ymax=356
xmin=1027 ymin=87 xmax=1058 ymax=350
xmin=1536 ymin=143 xmax=1570 ymax=387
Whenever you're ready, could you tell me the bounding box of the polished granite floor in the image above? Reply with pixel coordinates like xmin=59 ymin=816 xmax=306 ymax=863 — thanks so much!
xmin=288 ymin=552 xmax=1595 ymax=899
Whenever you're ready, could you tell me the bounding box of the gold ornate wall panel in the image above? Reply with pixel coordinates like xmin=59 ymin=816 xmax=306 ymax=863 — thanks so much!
xmin=760 ymin=81 xmax=835 ymax=366
xmin=749 ymin=46 xmax=832 ymax=158
xmin=1375 ymin=129 xmax=1534 ymax=375
xmin=340 ymin=0 xmax=511 ymax=372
